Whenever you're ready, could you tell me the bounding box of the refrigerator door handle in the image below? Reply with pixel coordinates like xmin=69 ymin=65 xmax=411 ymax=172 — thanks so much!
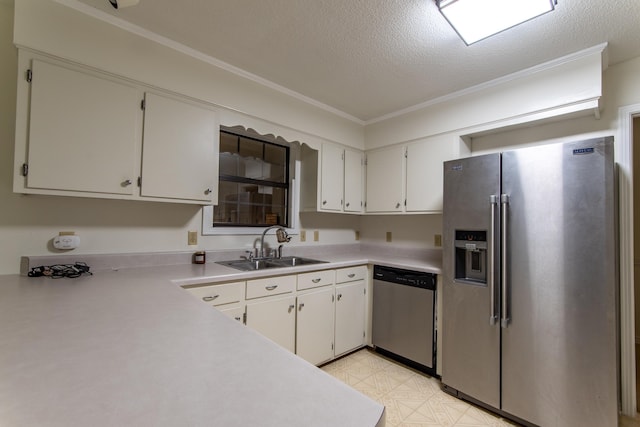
xmin=489 ymin=195 xmax=498 ymax=326
xmin=501 ymin=194 xmax=510 ymax=328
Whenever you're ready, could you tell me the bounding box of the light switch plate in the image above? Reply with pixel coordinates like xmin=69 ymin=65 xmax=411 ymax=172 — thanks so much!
xmin=386 ymin=232 xmax=392 ymax=242
xmin=188 ymin=231 xmax=198 ymax=245
xmin=434 ymin=234 xmax=442 ymax=247
xmin=300 ymin=230 xmax=306 ymax=242
xmin=313 ymin=230 xmax=319 ymax=241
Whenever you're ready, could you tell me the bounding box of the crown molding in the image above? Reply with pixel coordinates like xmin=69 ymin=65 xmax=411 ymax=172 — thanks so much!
xmin=54 ymin=0 xmax=366 ymax=125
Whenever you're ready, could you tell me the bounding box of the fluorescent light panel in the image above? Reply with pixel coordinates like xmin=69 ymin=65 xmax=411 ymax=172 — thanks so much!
xmin=438 ymin=0 xmax=556 ymax=45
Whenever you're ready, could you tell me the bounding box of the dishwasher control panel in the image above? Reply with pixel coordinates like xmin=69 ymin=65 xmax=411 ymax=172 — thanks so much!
xmin=373 ymin=265 xmax=436 ymax=290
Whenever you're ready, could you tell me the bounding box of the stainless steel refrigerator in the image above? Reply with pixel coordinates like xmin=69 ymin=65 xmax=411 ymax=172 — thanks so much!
xmin=442 ymin=137 xmax=617 ymax=427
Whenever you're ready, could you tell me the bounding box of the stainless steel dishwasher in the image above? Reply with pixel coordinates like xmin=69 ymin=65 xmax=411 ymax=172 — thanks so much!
xmin=372 ymin=265 xmax=437 ymax=376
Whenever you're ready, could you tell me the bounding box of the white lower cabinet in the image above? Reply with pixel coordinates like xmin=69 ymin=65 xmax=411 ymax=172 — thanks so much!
xmin=246 ymin=295 xmax=296 ymax=353
xmin=182 ymin=264 xmax=368 ymax=365
xmin=335 ymin=280 xmax=366 ymax=356
xmin=296 ymin=287 xmax=336 ymax=365
xmin=219 ymin=305 xmax=245 ymax=322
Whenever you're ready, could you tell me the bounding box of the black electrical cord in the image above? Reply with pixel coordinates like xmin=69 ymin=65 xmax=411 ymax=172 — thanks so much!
xmin=28 ymin=262 xmax=92 ymax=279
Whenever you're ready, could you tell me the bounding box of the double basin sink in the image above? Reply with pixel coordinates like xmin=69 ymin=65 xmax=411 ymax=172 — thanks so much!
xmin=217 ymin=256 xmax=327 ymax=272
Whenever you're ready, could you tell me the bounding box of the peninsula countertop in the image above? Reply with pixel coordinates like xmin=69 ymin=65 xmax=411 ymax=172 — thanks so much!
xmin=0 ymin=246 xmax=442 ymax=426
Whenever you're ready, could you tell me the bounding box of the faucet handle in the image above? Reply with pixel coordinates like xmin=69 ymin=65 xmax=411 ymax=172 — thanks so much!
xmin=276 ymin=228 xmax=291 ymax=243
xmin=244 ymin=250 xmax=255 ymax=261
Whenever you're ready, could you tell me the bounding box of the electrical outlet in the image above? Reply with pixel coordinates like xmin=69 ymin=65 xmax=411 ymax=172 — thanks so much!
xmin=313 ymin=230 xmax=319 ymax=242
xmin=300 ymin=230 xmax=306 ymax=242
xmin=355 ymin=231 xmax=360 ymax=241
xmin=386 ymin=232 xmax=392 ymax=242
xmin=188 ymin=231 xmax=198 ymax=245
xmin=434 ymin=234 xmax=442 ymax=247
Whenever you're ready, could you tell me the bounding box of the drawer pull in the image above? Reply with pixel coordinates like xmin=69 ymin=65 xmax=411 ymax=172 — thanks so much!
xmin=299 ymin=303 xmax=305 ymax=311
xmin=202 ymin=295 xmax=219 ymax=302
xmin=312 ymin=278 xmax=321 ymax=283
xmin=265 ymin=285 xmax=278 ymax=291
xmin=347 ymin=273 xmax=355 ymax=278
xmin=288 ymin=304 xmax=295 ymax=313
xmin=337 ymin=293 xmax=343 ymax=301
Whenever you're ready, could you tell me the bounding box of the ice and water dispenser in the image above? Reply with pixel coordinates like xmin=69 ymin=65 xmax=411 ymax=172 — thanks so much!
xmin=454 ymin=230 xmax=487 ymax=285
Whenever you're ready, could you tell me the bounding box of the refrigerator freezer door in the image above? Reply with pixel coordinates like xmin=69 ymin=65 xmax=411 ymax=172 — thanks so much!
xmin=500 ymin=138 xmax=617 ymax=426
xmin=442 ymin=153 xmax=501 ymax=409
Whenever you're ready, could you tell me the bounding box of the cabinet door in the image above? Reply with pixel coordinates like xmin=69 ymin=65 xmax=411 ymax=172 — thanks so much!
xmin=141 ymin=92 xmax=218 ymax=203
xmin=245 ymin=295 xmax=296 ymax=353
xmin=335 ymin=280 xmax=366 ymax=356
xmin=320 ymin=143 xmax=344 ymax=211
xmin=344 ymin=149 xmax=364 ymax=213
xmin=218 ymin=305 xmax=245 ymax=323
xmin=296 ymin=288 xmax=336 ymax=365
xmin=26 ymin=60 xmax=140 ymax=195
xmin=406 ymin=140 xmax=443 ymax=212
xmin=366 ymin=146 xmax=404 ymax=212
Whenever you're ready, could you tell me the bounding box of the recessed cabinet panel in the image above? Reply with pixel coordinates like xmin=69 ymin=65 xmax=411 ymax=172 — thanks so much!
xmin=141 ymin=92 xmax=218 ymax=203
xmin=366 ymin=146 xmax=405 ymax=213
xmin=27 ymin=60 xmax=140 ymax=195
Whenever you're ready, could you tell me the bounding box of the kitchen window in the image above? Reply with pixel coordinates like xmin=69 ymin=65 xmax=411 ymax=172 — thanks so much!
xmin=202 ymin=126 xmax=298 ymax=234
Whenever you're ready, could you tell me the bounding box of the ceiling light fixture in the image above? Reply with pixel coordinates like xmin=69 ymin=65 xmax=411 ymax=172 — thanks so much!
xmin=437 ymin=0 xmax=557 ymax=45
xmin=109 ymin=0 xmax=140 ymax=9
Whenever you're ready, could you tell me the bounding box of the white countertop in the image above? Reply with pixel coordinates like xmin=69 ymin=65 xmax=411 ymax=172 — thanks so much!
xmin=0 ymin=248 xmax=441 ymax=426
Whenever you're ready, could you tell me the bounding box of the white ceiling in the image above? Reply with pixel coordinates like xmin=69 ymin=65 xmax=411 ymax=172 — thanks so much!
xmin=72 ymin=0 xmax=640 ymax=123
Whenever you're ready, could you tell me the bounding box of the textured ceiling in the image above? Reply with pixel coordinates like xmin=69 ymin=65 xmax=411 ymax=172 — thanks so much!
xmin=73 ymin=0 xmax=640 ymax=122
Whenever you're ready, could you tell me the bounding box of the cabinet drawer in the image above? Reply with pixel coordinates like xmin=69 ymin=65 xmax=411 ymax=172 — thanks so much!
xmin=246 ymin=275 xmax=296 ymax=299
xmin=297 ymin=269 xmax=335 ymax=291
xmin=336 ymin=265 xmax=367 ymax=283
xmin=185 ymin=281 xmax=243 ymax=306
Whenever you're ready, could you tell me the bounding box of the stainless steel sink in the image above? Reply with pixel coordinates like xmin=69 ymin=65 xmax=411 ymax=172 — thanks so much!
xmin=217 ymin=256 xmax=327 ymax=271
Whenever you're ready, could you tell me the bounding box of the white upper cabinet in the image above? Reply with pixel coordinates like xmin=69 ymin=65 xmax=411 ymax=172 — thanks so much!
xmin=301 ymin=143 xmax=364 ymax=214
xmin=24 ymin=59 xmax=141 ymax=196
xmin=406 ymin=140 xmax=443 ymax=212
xmin=141 ymin=92 xmax=218 ymax=203
xmin=365 ymin=145 xmax=405 ymax=213
xmin=343 ymin=149 xmax=364 ymax=212
xmin=14 ymin=55 xmax=219 ymax=205
xmin=365 ymin=137 xmax=470 ymax=214
xmin=320 ymin=143 xmax=344 ymax=211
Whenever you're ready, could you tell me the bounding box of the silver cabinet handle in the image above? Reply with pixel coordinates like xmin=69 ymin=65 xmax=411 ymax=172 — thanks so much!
xmin=346 ymin=202 xmax=350 ymax=207
xmin=288 ymin=304 xmax=295 ymax=313
xmin=337 ymin=293 xmax=342 ymax=301
xmin=489 ymin=195 xmax=498 ymax=326
xmin=395 ymin=202 xmax=401 ymax=209
xmin=122 ymin=179 xmax=133 ymax=186
xmin=322 ymin=200 xmax=327 ymax=205
xmin=311 ymin=278 xmax=321 ymax=283
xmin=501 ymin=194 xmax=510 ymax=328
xmin=265 ymin=285 xmax=278 ymax=291
xmin=204 ymin=188 xmax=212 ymax=195
xmin=298 ymin=303 xmax=305 ymax=311
xmin=347 ymin=273 xmax=355 ymax=278
xmin=202 ymin=295 xmax=219 ymax=302
xmin=234 ymin=316 xmax=242 ymax=322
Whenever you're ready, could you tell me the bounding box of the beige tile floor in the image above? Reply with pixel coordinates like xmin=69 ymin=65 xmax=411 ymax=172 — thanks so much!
xmin=322 ymin=348 xmax=640 ymax=427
